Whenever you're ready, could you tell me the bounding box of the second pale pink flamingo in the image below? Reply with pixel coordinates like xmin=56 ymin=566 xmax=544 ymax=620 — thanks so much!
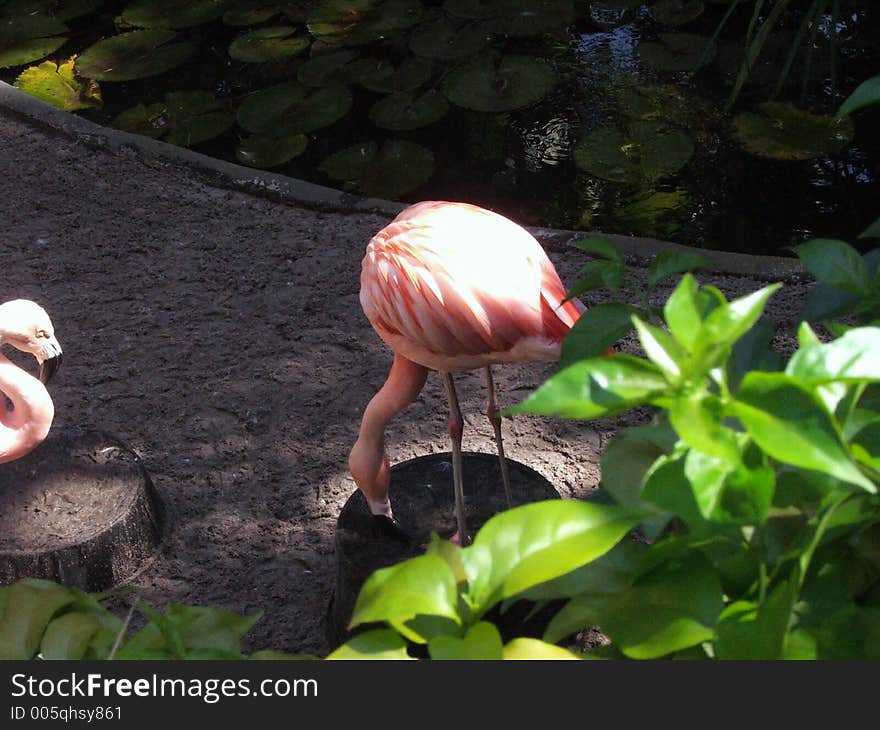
xmin=348 ymin=201 xmax=583 ymax=545
xmin=0 ymin=299 xmax=63 ymax=464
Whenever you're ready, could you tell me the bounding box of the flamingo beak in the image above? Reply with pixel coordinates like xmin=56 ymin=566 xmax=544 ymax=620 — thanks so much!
xmin=39 ymin=337 xmax=63 ymax=385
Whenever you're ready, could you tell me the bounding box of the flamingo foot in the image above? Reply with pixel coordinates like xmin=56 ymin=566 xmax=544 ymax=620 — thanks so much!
xmin=372 ymin=514 xmax=412 ymax=544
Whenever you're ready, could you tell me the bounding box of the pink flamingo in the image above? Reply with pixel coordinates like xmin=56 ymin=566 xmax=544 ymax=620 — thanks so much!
xmin=0 ymin=300 xmax=63 ymax=464
xmin=348 ymin=201 xmax=582 ymax=545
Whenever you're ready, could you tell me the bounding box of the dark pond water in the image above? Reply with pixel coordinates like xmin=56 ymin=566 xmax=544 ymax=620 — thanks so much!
xmin=2 ymin=0 xmax=878 ymax=256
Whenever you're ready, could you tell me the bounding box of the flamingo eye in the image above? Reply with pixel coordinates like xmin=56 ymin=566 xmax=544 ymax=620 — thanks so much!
xmin=36 ymin=329 xmax=49 ymax=339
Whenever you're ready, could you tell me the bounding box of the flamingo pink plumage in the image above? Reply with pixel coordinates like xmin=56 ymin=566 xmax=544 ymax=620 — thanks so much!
xmin=349 ymin=201 xmax=582 ymax=545
xmin=0 ymin=299 xmax=63 ymax=464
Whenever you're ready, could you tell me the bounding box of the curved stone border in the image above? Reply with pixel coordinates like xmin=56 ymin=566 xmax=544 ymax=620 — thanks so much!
xmin=0 ymin=81 xmax=803 ymax=280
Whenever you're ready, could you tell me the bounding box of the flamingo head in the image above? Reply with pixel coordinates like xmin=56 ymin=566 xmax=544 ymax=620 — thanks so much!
xmin=0 ymin=300 xmax=63 ymax=384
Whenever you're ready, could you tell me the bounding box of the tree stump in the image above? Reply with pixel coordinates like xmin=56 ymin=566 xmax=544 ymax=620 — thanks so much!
xmin=0 ymin=428 xmax=167 ymax=592
xmin=326 ymin=451 xmax=560 ymax=649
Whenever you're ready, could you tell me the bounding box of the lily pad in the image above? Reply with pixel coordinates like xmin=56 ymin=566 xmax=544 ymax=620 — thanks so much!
xmin=732 ymin=102 xmax=854 ymax=161
xmin=307 ymin=0 xmax=423 ymax=46
xmin=228 ymin=26 xmax=310 ymax=62
xmin=573 ymin=120 xmax=695 ymax=183
xmin=318 ymin=139 xmax=434 ymax=197
xmin=296 ymin=48 xmax=360 ymax=86
xmin=649 ymin=0 xmax=704 ymax=26
xmin=13 ymin=56 xmax=101 ymax=111
xmin=355 ymin=55 xmax=433 ymax=93
xmin=637 ymin=32 xmax=714 ymax=71
xmin=236 ymin=132 xmax=308 ymax=167
xmin=409 ymin=16 xmax=491 ymax=60
xmin=369 ymin=89 xmax=449 ymax=130
xmin=120 ymin=0 xmax=230 ymax=29
xmin=487 ymin=0 xmax=575 ymax=37
xmin=222 ymin=1 xmax=282 ymax=25
xmin=236 ymin=80 xmax=352 ymax=134
xmin=617 ymin=83 xmax=715 ymax=129
xmin=614 ymin=189 xmax=690 ymax=238
xmin=112 ymin=90 xmax=234 ymax=147
xmin=75 ymin=29 xmax=194 ymax=81
xmin=442 ymin=53 xmax=556 ymax=112
xmin=0 ymin=12 xmax=67 ymax=68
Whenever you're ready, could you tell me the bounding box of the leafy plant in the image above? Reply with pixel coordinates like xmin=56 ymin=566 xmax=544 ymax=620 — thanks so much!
xmin=327 ymin=271 xmax=880 ymax=659
xmin=558 ymin=236 xmax=709 ymax=366
xmin=0 ymin=578 xmax=310 ymax=660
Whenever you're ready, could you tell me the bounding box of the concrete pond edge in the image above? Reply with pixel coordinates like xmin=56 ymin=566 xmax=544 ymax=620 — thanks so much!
xmin=1 ymin=81 xmax=805 ymax=281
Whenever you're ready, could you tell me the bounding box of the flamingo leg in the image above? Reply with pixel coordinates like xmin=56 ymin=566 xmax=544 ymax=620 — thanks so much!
xmin=485 ymin=366 xmax=513 ymax=510
xmin=442 ymin=372 xmax=470 ymax=546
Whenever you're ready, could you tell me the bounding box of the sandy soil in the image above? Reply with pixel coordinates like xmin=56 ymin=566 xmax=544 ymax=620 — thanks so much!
xmin=0 ymin=104 xmax=813 ymax=656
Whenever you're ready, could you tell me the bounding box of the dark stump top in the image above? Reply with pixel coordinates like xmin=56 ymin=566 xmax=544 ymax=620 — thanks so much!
xmin=0 ymin=428 xmax=166 ymax=591
xmin=327 ymin=451 xmax=561 ymax=648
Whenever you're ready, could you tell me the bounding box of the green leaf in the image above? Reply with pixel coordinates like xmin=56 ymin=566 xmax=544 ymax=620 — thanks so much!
xmin=668 ymin=392 xmax=740 ymax=462
xmin=318 ymin=139 xmax=434 ymax=198
xmin=733 ymin=102 xmax=854 ymax=161
xmin=600 ymin=423 xmax=677 ymax=508
xmin=641 ymin=452 xmax=711 ymax=532
xmin=350 ymin=554 xmax=460 ymax=634
xmin=597 ymin=553 xmax=724 ymax=659
xmin=792 ymin=239 xmax=870 ymax=296
xmin=40 ymin=612 xmax=102 ymax=660
xmin=326 ymin=629 xmax=413 ymax=659
xmin=573 ymin=236 xmax=623 ymax=262
xmin=837 ymin=75 xmax=880 ymax=119
xmin=684 ymin=447 xmax=775 ymax=525
xmin=114 ymin=91 xmax=234 ymax=147
xmin=632 ymin=315 xmax=685 ymax=380
xmin=368 ymin=89 xmax=449 ymax=131
xmin=566 ymin=259 xmax=625 ymax=298
xmin=716 ymin=575 xmax=798 ymax=659
xmin=786 ymin=327 xmax=880 ymax=385
xmin=228 ymin=26 xmax=310 ymax=62
xmin=75 ymin=29 xmax=194 ymax=82
xmin=663 ymin=274 xmax=724 ymax=352
xmin=646 ymin=250 xmax=709 ymax=290
xmin=728 ymin=319 xmax=783 ymax=392
xmin=733 ymin=372 xmax=875 ymax=492
xmin=425 ymin=533 xmax=467 ymax=584
xmin=0 ymin=579 xmax=75 ymax=660
xmin=520 ymin=539 xmax=644 ymax=602
xmin=560 ymin=302 xmax=637 ymax=368
xmin=14 ymin=57 xmax=101 ymax=111
xmin=442 ymin=52 xmax=556 ymax=112
xmin=543 ymin=594 xmax=607 ymax=644
xmin=121 ymin=0 xmax=230 ymax=29
xmin=461 ymin=500 xmax=645 ymax=616
xmin=696 ymin=283 xmax=782 ymax=356
xmin=236 ymin=132 xmax=307 ymax=168
xmin=506 ymin=355 xmax=669 ymax=419
xmin=117 ymin=603 xmax=261 ymax=658
xmin=428 ymin=621 xmax=503 ymax=659
xmin=502 ymin=638 xmax=582 ymax=659
xmin=860 ymin=217 xmax=880 ymax=240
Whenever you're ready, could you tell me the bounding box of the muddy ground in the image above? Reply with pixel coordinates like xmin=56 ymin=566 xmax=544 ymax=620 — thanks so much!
xmin=0 ymin=103 xmax=813 ymax=656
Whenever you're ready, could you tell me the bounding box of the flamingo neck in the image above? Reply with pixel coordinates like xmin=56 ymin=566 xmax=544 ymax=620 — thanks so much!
xmin=349 ymin=354 xmax=428 ymax=514
xmin=0 ymin=351 xmax=54 ymax=464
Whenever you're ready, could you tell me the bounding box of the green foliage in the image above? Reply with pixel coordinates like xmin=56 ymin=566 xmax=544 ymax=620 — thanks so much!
xmin=0 ymin=580 xmax=310 ymax=660
xmin=330 ymin=258 xmax=880 ymax=660
xmin=13 ymin=56 xmax=101 ymax=111
xmin=560 ymin=236 xmax=709 ymax=367
xmin=793 ymin=239 xmax=880 ymax=328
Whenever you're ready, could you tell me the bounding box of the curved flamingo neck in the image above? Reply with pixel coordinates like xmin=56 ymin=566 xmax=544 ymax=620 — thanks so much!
xmin=349 ymin=354 xmax=428 ymax=513
xmin=0 ymin=351 xmax=54 ymax=464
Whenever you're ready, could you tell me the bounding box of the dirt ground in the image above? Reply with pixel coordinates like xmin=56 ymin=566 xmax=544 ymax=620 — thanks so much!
xmin=0 ymin=103 xmax=813 ymax=656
